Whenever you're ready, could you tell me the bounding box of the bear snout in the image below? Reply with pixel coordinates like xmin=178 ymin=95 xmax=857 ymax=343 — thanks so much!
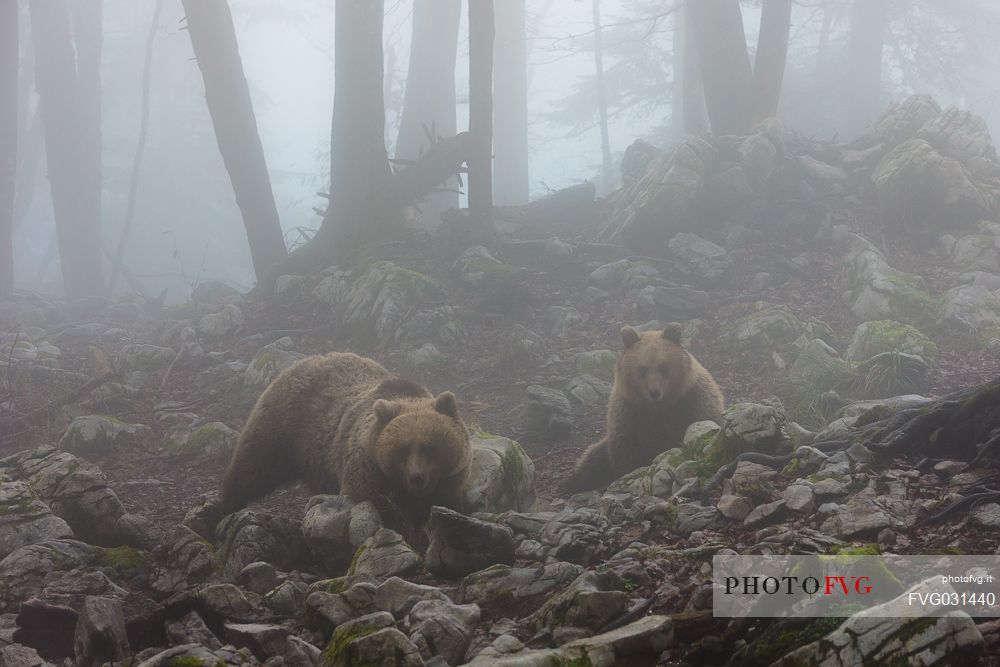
xmin=648 ymin=387 xmax=663 ymax=401
xmin=408 ymin=472 xmax=429 ymax=491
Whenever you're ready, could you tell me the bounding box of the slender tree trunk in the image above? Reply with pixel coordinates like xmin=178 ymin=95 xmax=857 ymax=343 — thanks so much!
xmin=846 ymin=0 xmax=889 ymax=136
xmin=0 ymin=0 xmax=17 ymax=297
xmin=815 ymin=0 xmax=834 ymax=83
xmin=181 ymin=0 xmax=287 ymax=282
xmin=396 ymin=0 xmax=461 ymax=223
xmin=469 ymin=0 xmax=495 ymax=220
xmin=109 ymin=0 xmax=163 ymax=293
xmin=592 ymin=0 xmax=613 ymax=194
xmin=687 ymin=0 xmax=753 ymax=136
xmin=13 ymin=23 xmax=38 ymax=232
xmin=751 ymin=0 xmax=793 ymax=126
xmin=318 ymin=0 xmax=396 ymax=260
xmin=493 ymin=0 xmax=529 ymax=205
xmin=29 ymin=0 xmax=105 ymax=298
xmin=675 ymin=0 xmax=708 ymax=137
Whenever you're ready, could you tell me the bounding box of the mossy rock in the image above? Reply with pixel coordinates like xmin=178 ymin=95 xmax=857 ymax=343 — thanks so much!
xmin=846 ymin=320 xmax=938 ymax=362
xmin=574 ymin=349 xmax=617 ymax=381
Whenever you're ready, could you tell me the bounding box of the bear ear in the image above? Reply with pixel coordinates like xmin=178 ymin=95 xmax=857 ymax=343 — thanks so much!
xmin=662 ymin=322 xmax=684 ymax=344
xmin=373 ymin=399 xmax=402 ymax=425
xmin=621 ymin=326 xmax=640 ymax=349
xmin=434 ymin=391 xmax=459 ymax=419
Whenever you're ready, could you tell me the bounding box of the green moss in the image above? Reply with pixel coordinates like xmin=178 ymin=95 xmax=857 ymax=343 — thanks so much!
xmin=346 ymin=543 xmax=368 ymax=577
xmin=97 ymin=546 xmax=153 ymax=573
xmin=829 ymin=544 xmax=880 ymax=556
xmin=319 ymin=623 xmax=381 ymax=667
xmin=167 ymin=657 xmax=209 ymax=667
xmin=747 ymin=616 xmax=843 ymax=666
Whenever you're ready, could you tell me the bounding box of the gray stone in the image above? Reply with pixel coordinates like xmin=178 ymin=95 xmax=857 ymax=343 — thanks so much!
xmin=198 ymin=304 xmax=245 ymax=337
xmin=343 ymin=261 xmax=445 ymax=342
xmin=73 ymin=596 xmax=128 ymax=667
xmin=565 ymin=375 xmax=612 ymax=406
xmin=215 ymin=510 xmax=306 ymax=579
xmin=459 ymin=562 xmax=583 ymax=605
xmin=349 ymin=529 xmax=422 ymax=579
xmin=668 ymin=232 xmax=732 ymax=281
xmin=547 ymin=306 xmax=583 ymax=336
xmin=939 ymin=284 xmax=1000 ymax=332
xmin=374 ymin=577 xmax=451 ymax=619
xmin=453 ymin=246 xmax=514 ymax=288
xmin=573 ymin=349 xmax=617 ymax=381
xmin=524 ymin=386 xmax=573 ymax=440
xmin=782 ymin=484 xmax=815 ymax=513
xmin=0 ymin=481 xmax=73 ymax=559
xmin=58 ymin=416 xmax=150 ymax=457
xmin=302 ymin=496 xmax=382 ymax=574
xmin=323 ymin=626 xmax=424 ymax=667
xmin=776 ymin=579 xmax=983 ymax=666
xmin=464 ymin=435 xmax=536 ymax=514
xmin=717 ymin=495 xmax=752 ymax=521
xmin=244 ymin=337 xmax=305 ymax=388
xmin=407 ymin=599 xmax=480 ymax=665
xmin=425 ymin=507 xmax=514 ymax=578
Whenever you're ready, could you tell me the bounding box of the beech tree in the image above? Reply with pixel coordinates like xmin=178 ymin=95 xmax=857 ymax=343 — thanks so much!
xmin=29 ymin=0 xmax=105 ymax=298
xmin=396 ymin=0 xmax=462 ymax=221
xmin=469 ymin=0 xmax=495 ymax=220
xmin=493 ymin=0 xmax=529 ymax=205
xmin=0 ymin=0 xmax=16 ymax=297
xmin=846 ymin=0 xmax=889 ymax=136
xmin=181 ymin=0 xmax=287 ymax=283
xmin=687 ymin=0 xmax=793 ymax=135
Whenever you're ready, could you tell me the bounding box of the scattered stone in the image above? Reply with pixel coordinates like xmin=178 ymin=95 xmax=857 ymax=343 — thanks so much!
xmin=302 ymin=496 xmax=382 ymax=574
xmin=198 ymin=304 xmax=244 ymax=337
xmin=349 ymin=529 xmax=422 ymax=579
xmin=464 ymin=435 xmax=536 ymax=514
xmin=523 ymin=385 xmax=573 ymax=440
xmin=58 ymin=416 xmax=150 ymax=457
xmin=574 ymin=349 xmax=617 ymax=381
xmin=425 ymin=507 xmax=515 ymax=578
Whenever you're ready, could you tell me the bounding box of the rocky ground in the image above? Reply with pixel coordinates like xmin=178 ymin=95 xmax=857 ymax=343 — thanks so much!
xmin=2 ymin=95 xmax=1000 ymax=665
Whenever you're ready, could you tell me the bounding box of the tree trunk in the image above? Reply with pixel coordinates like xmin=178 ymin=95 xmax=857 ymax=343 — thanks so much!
xmin=0 ymin=0 xmax=17 ymax=297
xmin=181 ymin=0 xmax=287 ymax=283
xmin=846 ymin=0 xmax=889 ymax=137
xmin=469 ymin=0 xmax=495 ymax=220
xmin=493 ymin=0 xmax=529 ymax=205
xmin=592 ymin=0 xmax=613 ymax=194
xmin=751 ymin=0 xmax=793 ymax=126
xmin=396 ymin=0 xmax=461 ymax=223
xmin=687 ymin=0 xmax=753 ymax=136
xmin=109 ymin=0 xmax=163 ymax=293
xmin=815 ymin=0 xmax=834 ymax=84
xmin=316 ymin=0 xmax=396 ymax=262
xmin=675 ymin=0 xmax=708 ymax=137
xmin=29 ymin=0 xmax=105 ymax=298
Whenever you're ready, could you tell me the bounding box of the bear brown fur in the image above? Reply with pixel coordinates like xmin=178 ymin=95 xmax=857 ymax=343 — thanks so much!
xmin=563 ymin=323 xmax=724 ymax=493
xmin=220 ymin=352 xmax=472 ymax=534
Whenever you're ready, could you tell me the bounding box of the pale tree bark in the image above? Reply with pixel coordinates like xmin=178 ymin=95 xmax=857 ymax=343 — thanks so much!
xmin=493 ymin=0 xmax=529 ymax=205
xmin=181 ymin=0 xmax=287 ymax=283
xmin=846 ymin=0 xmax=889 ymax=136
xmin=674 ymin=0 xmax=708 ymax=137
xmin=109 ymin=0 xmax=163 ymax=293
xmin=469 ymin=0 xmax=495 ymax=220
xmin=0 ymin=0 xmax=17 ymax=297
xmin=687 ymin=0 xmax=753 ymax=136
xmin=396 ymin=0 xmax=461 ymax=223
xmin=318 ymin=0 xmax=396 ymax=261
xmin=751 ymin=0 xmax=793 ymax=125
xmin=592 ymin=0 xmax=613 ymax=194
xmin=29 ymin=0 xmax=105 ymax=298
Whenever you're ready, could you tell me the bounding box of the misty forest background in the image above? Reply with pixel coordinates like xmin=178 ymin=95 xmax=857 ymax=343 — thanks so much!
xmin=3 ymin=0 xmax=1000 ymax=300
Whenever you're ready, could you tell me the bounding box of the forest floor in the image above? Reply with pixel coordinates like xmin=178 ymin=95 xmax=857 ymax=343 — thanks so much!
xmin=3 ymin=225 xmax=999 ymax=532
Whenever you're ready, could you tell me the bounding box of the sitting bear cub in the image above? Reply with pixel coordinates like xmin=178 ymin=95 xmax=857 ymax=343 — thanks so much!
xmin=564 ymin=323 xmax=724 ymax=492
xmin=220 ymin=352 xmax=471 ymax=534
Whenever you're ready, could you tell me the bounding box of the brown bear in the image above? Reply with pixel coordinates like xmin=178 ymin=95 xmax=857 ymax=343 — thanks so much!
xmin=563 ymin=323 xmax=724 ymax=493
xmin=220 ymin=352 xmax=472 ymax=536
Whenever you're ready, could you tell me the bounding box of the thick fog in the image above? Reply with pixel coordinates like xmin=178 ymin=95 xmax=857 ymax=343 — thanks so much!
xmin=8 ymin=0 xmax=1000 ymax=299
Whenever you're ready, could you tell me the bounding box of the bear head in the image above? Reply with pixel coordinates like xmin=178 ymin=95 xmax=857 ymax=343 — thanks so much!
xmin=616 ymin=323 xmax=695 ymax=405
xmin=370 ymin=391 xmax=471 ymax=498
